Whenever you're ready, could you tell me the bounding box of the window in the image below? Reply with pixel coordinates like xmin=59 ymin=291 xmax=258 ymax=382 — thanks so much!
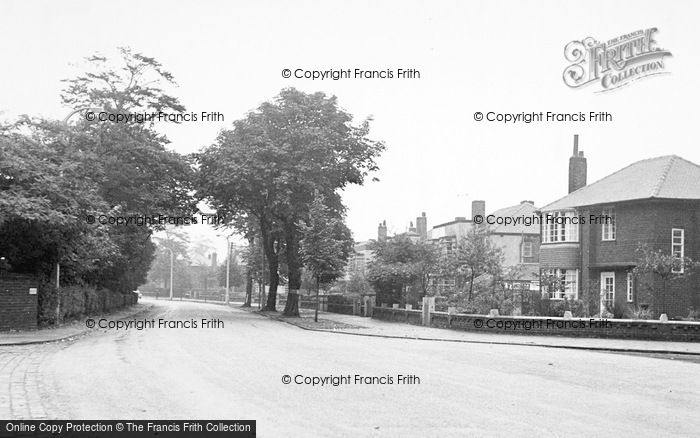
xmin=542 ymin=211 xmax=579 ymax=243
xmin=626 ymin=272 xmax=634 ymax=302
xmin=672 ymin=228 xmax=685 ymax=273
xmin=601 ymin=208 xmax=616 ymax=241
xmin=522 ymin=241 xmax=533 ymax=258
xmin=442 ymin=238 xmax=455 ymax=255
xmin=546 ymin=269 xmax=579 ymax=300
xmin=601 ymin=272 xmax=615 ymax=308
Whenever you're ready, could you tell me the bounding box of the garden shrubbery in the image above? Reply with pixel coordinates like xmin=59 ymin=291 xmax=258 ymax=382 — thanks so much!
xmin=38 ymin=282 xmax=137 ymax=326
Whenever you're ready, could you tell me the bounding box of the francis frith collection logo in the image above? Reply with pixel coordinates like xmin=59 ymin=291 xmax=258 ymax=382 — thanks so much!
xmin=563 ymin=28 xmax=672 ymax=92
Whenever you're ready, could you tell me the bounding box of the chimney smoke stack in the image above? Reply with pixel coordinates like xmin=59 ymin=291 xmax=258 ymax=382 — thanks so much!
xmin=568 ymin=134 xmax=587 ymax=193
xmin=471 ymin=200 xmax=486 ymax=221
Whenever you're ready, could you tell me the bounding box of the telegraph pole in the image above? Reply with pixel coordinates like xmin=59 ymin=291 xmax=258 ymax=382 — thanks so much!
xmin=225 ymin=238 xmax=230 ymax=305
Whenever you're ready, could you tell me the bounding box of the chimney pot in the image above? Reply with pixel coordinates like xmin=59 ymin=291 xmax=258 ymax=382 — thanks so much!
xmin=471 ymin=200 xmax=486 ymax=220
xmin=568 ymin=135 xmax=587 ymax=193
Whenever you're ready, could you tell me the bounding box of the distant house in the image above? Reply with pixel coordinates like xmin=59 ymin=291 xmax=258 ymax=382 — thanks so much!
xmin=539 ymin=135 xmax=700 ymax=318
xmin=428 ymin=200 xmax=541 ymax=293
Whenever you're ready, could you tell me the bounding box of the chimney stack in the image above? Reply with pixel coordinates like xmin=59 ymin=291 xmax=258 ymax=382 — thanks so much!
xmin=471 ymin=200 xmax=486 ymax=221
xmin=378 ymin=220 xmax=387 ymax=242
xmin=416 ymin=212 xmax=427 ymax=240
xmin=568 ymin=134 xmax=587 ymax=193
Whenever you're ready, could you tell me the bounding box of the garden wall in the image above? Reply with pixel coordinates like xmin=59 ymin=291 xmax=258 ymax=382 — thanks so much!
xmin=372 ymin=306 xmax=700 ymax=342
xmin=0 ymin=273 xmax=38 ymax=331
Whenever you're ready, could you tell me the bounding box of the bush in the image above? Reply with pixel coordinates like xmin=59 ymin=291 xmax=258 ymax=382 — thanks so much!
xmin=38 ymin=282 xmax=137 ymax=326
xmin=686 ymin=308 xmax=700 ymax=321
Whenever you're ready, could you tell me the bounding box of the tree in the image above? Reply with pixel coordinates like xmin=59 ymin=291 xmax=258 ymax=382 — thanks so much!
xmin=0 ymin=123 xmax=114 ymax=283
xmin=300 ymin=194 xmax=353 ymax=321
xmin=441 ymin=226 xmax=504 ymax=303
xmin=196 ymin=88 xmax=385 ymax=315
xmin=149 ymin=229 xmax=192 ymax=295
xmin=1 ymin=48 xmax=196 ymax=297
xmin=633 ymin=244 xmax=700 ymax=316
xmin=59 ymin=48 xmax=196 ymax=292
xmin=217 ymin=249 xmax=245 ymax=292
xmin=346 ymin=272 xmax=372 ymax=296
xmin=367 ymin=236 xmax=438 ymax=306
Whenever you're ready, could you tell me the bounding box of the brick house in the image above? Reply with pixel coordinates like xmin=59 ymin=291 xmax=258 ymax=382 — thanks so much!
xmin=429 ymin=200 xmax=541 ymax=294
xmin=539 ymin=135 xmax=700 ymax=318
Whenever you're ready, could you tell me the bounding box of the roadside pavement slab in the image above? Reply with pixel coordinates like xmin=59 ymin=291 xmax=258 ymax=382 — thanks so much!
xmin=246 ymin=307 xmax=700 ymax=355
xmin=0 ymin=302 xmax=153 ymax=346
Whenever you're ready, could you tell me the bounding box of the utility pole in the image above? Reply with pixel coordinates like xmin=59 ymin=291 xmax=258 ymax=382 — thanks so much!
xmin=225 ymin=238 xmax=230 ymax=305
xmin=165 ymin=247 xmax=174 ymax=300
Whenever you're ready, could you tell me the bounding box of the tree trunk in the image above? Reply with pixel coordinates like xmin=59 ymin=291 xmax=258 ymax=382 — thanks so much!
xmin=242 ymin=266 xmax=252 ymax=307
xmin=468 ymin=271 xmax=475 ymax=301
xmin=283 ymin=222 xmax=301 ymax=317
xmin=265 ymin=257 xmax=279 ymax=311
xmin=315 ymin=275 xmax=320 ymax=322
xmin=260 ymin=218 xmax=280 ymax=312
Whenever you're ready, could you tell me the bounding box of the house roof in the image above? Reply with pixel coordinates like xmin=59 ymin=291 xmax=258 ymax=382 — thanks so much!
xmin=489 ymin=202 xmax=540 ymax=234
xmin=541 ymin=155 xmax=700 ymax=211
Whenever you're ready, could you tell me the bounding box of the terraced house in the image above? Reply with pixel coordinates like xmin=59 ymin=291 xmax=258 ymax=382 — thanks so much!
xmin=539 ymin=135 xmax=700 ymax=318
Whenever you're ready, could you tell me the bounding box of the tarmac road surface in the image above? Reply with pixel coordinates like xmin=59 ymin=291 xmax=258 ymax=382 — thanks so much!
xmin=1 ymin=299 xmax=699 ymax=437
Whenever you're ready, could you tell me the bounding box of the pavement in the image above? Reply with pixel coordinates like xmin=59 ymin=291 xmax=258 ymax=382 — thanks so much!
xmin=260 ymin=307 xmax=700 ymax=356
xmin=0 ymin=302 xmax=153 ymax=346
xmin=1 ymin=298 xmax=699 ymax=437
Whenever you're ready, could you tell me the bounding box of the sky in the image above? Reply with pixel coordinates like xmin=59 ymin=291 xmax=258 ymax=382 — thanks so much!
xmin=1 ymin=0 xmax=698 ymax=259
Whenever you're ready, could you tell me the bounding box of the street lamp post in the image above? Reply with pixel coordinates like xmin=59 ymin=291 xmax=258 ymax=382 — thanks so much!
xmin=225 ymin=238 xmax=231 ymax=305
xmin=164 ymin=247 xmax=174 ymax=300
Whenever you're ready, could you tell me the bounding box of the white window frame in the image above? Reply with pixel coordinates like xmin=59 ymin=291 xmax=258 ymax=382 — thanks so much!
xmin=542 ymin=211 xmax=579 ymax=243
xmin=626 ymin=272 xmax=634 ymax=302
xmin=601 ymin=272 xmax=615 ymax=307
xmin=546 ymin=269 xmax=579 ymax=300
xmin=601 ymin=208 xmax=616 ymax=241
xmin=522 ymin=241 xmax=533 ymax=258
xmin=672 ymin=228 xmax=685 ymax=274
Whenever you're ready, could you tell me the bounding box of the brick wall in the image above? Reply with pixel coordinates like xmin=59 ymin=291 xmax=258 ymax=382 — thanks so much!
xmin=540 ymin=244 xmax=580 ymax=269
xmin=0 ymin=273 xmax=38 ymax=331
xmin=372 ymin=307 xmax=700 ymax=342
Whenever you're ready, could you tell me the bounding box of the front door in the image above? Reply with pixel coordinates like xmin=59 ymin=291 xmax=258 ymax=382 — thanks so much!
xmin=600 ymin=272 xmax=615 ymax=314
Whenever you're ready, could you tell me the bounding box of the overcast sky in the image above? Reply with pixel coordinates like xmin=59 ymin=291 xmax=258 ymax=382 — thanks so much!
xmin=2 ymin=0 xmax=698 ymax=257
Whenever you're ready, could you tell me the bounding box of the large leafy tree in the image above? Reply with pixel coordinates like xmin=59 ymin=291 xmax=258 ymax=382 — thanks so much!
xmin=0 ymin=127 xmax=114 ymax=281
xmin=196 ymin=88 xmax=384 ymax=315
xmin=60 ymin=48 xmax=197 ymax=291
xmin=1 ymin=48 xmax=196 ymax=294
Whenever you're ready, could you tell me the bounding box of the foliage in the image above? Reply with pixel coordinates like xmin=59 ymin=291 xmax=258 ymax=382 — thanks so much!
xmin=1 ymin=48 xmax=196 ymax=296
xmin=196 ymin=88 xmax=385 ymax=315
xmin=626 ymin=304 xmax=654 ymax=320
xmin=346 ymin=272 xmax=373 ymax=296
xmin=367 ymin=235 xmax=438 ymax=306
xmin=217 ymin=254 xmax=245 ymax=290
xmin=633 ymin=244 xmax=700 ymax=316
xmin=300 ymin=193 xmax=353 ymax=287
xmin=439 ymin=226 xmax=504 ymax=303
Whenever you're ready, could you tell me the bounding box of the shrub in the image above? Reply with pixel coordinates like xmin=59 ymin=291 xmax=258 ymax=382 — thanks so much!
xmin=686 ymin=308 xmax=700 ymax=321
xmin=37 ymin=282 xmax=136 ymax=326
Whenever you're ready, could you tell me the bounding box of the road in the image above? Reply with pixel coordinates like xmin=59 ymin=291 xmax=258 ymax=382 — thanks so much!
xmin=1 ymin=299 xmax=699 ymax=437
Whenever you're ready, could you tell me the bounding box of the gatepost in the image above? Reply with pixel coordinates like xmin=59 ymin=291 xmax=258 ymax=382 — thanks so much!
xmin=363 ymin=296 xmax=374 ymax=317
xmin=421 ymin=296 xmax=435 ymax=326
